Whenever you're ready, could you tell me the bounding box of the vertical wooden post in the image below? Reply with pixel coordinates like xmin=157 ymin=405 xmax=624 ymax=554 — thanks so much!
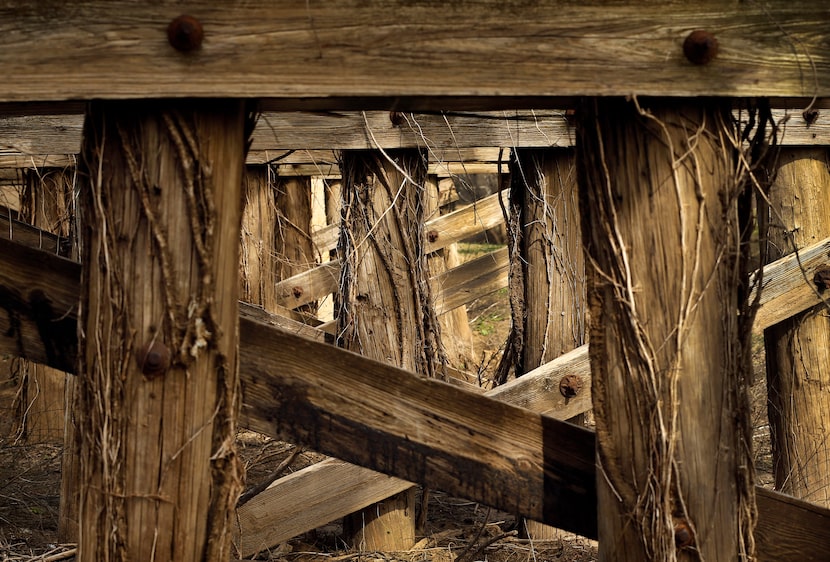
xmin=578 ymin=99 xmax=756 ymax=560
xmin=76 ymin=100 xmax=251 ymax=560
xmin=765 ymin=147 xmax=830 ymax=507
xmin=338 ymin=149 xmax=442 ymax=551
xmin=274 ymin=174 xmax=316 ymax=302
xmin=240 ymin=166 xmax=279 ymax=311
xmin=425 ymin=175 xmax=474 ymax=371
xmin=503 ymin=148 xmax=586 ymax=540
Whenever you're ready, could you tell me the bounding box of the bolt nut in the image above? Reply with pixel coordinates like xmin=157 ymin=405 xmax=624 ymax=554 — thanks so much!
xmin=674 ymin=519 xmax=695 ymax=549
xmin=292 ymin=285 xmax=304 ymax=299
xmin=803 ymin=108 xmax=820 ymax=125
xmin=683 ymin=30 xmax=718 ymax=65
xmin=137 ymin=340 xmax=171 ymax=379
xmin=813 ymin=265 xmax=830 ymax=291
xmin=559 ymin=375 xmax=582 ymax=398
xmin=168 ymin=15 xmax=204 ymax=52
xmin=389 ymin=111 xmax=405 ymax=127
xmin=427 ymin=230 xmax=440 ymax=243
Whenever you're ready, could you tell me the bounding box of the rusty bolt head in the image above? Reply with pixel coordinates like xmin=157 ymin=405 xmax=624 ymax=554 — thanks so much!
xmin=674 ymin=520 xmax=695 ymax=549
xmin=427 ymin=229 xmax=440 ymax=243
xmin=292 ymin=285 xmax=304 ymax=299
xmin=813 ymin=265 xmax=830 ymax=291
xmin=137 ymin=340 xmax=171 ymax=379
xmin=559 ymin=375 xmax=582 ymax=398
xmin=803 ymin=108 xmax=820 ymax=125
xmin=389 ymin=111 xmax=405 ymax=127
xmin=683 ymin=30 xmax=718 ymax=65
xmin=168 ymin=15 xmax=204 ymax=52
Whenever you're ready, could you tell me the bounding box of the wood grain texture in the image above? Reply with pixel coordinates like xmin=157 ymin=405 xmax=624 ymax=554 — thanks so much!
xmin=0 ymin=2 xmax=827 ymax=104
xmin=579 ymin=99 xmax=753 ymax=559
xmin=764 ymin=148 xmax=830 ymax=507
xmin=752 ymin=234 xmax=830 ymax=332
xmin=236 ymin=459 xmax=412 ymax=557
xmin=2 ymin=109 xmax=828 ymax=174
xmin=2 ymin=236 xmax=830 ymax=558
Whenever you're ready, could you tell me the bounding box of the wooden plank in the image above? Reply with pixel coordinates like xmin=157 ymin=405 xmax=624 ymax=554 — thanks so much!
xmin=0 ymin=2 xmax=827 ymax=105
xmin=237 ymin=459 xmax=412 ymax=557
xmin=0 ymin=115 xmax=82 ymax=154
xmin=252 ymin=112 xmax=566 ymax=150
xmin=752 ymin=235 xmax=830 ymax=332
xmin=2 ymin=237 xmax=830 ymax=559
xmin=433 ymin=247 xmax=508 ymax=315
xmin=1 ymin=109 xmax=828 ymax=173
xmin=0 ymin=204 xmax=71 ymax=257
xmin=274 ymin=260 xmax=341 ymax=310
xmin=267 ymin=161 xmax=504 ymax=177
xmin=756 ymin=488 xmax=830 ymax=562
xmin=239 ymin=317 xmax=599 ymax=538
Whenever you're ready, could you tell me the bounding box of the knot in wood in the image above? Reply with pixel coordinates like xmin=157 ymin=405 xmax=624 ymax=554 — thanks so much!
xmin=559 ymin=374 xmax=582 ymax=398
xmin=167 ymin=15 xmax=204 ymax=52
xmin=137 ymin=340 xmax=171 ymax=379
xmin=813 ymin=265 xmax=830 ymax=291
xmin=683 ymin=30 xmax=718 ymax=65
xmin=292 ymin=285 xmax=304 ymax=299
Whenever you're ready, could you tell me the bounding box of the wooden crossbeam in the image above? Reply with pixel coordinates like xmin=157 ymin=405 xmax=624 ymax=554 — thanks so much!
xmin=1 ymin=110 xmax=828 ymax=171
xmin=0 ymin=2 xmax=828 ymax=107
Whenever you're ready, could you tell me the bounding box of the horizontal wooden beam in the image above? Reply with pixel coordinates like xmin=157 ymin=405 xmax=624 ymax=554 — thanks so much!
xmin=2 ymin=110 xmax=828 ymax=171
xmin=0 ymin=2 xmax=828 ymax=106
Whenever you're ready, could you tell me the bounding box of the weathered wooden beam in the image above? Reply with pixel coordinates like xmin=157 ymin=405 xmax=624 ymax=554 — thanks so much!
xmin=237 ymin=459 xmax=412 ymax=557
xmin=751 ymin=235 xmax=830 ymax=334
xmin=0 ymin=2 xmax=828 ymax=106
xmin=240 ymin=317 xmax=599 ymax=537
xmin=2 ymin=110 xmax=828 ymax=170
xmin=0 ymin=204 xmax=71 ymax=257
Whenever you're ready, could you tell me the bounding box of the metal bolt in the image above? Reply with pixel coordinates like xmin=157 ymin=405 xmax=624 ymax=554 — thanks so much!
xmin=683 ymin=30 xmax=718 ymax=65
xmin=167 ymin=15 xmax=204 ymax=52
xmin=389 ymin=111 xmax=405 ymax=127
xmin=559 ymin=375 xmax=582 ymax=398
xmin=803 ymin=108 xmax=820 ymax=125
xmin=137 ymin=340 xmax=171 ymax=379
xmin=427 ymin=230 xmax=440 ymax=243
xmin=674 ymin=519 xmax=694 ymax=548
xmin=813 ymin=265 xmax=830 ymax=291
xmin=292 ymin=286 xmax=304 ymax=299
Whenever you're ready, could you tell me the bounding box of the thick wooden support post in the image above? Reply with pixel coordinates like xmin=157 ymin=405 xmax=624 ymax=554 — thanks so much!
xmin=505 ymin=148 xmax=585 ymax=540
xmin=75 ymin=100 xmax=251 ymax=560
xmin=338 ymin=149 xmax=441 ymax=551
xmin=578 ymin=99 xmax=756 ymax=560
xmin=765 ymin=148 xmax=830 ymax=507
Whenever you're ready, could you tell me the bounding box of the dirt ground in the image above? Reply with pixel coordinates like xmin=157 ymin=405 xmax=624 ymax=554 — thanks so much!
xmin=0 ymin=244 xmax=774 ymax=561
